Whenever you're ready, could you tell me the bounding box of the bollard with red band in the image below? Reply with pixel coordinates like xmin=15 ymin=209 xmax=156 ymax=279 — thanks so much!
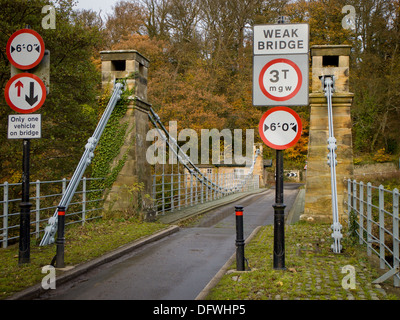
xmin=55 ymin=206 xmax=66 ymax=268
xmin=235 ymin=205 xmax=245 ymax=271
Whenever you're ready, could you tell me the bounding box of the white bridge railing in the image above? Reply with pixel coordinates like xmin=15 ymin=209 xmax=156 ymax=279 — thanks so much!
xmin=345 ymin=179 xmax=399 ymax=287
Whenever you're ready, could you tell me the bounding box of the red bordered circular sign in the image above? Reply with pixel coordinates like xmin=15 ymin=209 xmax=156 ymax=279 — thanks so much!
xmin=6 ymin=29 xmax=45 ymax=70
xmin=5 ymin=73 xmax=47 ymax=114
xmin=258 ymin=106 xmax=302 ymax=150
xmin=258 ymin=58 xmax=302 ymax=102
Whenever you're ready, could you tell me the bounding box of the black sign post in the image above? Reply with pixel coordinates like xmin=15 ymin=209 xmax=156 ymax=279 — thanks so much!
xmin=5 ymin=28 xmax=46 ymax=264
xmin=18 ymin=139 xmax=31 ymax=264
xmin=258 ymin=106 xmax=302 ymax=270
xmin=273 ymin=150 xmax=286 ymax=270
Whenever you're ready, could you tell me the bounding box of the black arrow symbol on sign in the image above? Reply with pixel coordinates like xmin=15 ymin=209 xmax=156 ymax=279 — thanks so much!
xmin=264 ymin=124 xmax=269 ymax=132
xmin=25 ymin=82 xmax=38 ymax=106
xmin=292 ymin=124 xmax=297 ymax=132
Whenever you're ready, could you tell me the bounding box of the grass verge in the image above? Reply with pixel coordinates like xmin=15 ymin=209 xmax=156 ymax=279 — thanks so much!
xmin=205 ymin=221 xmax=400 ymax=300
xmin=0 ymin=217 xmax=167 ymax=300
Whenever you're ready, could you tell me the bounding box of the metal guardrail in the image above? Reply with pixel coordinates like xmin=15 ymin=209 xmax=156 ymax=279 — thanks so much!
xmin=148 ymin=107 xmax=261 ymax=216
xmin=152 ymin=172 xmax=259 ymax=215
xmin=345 ymin=179 xmax=399 ymax=287
xmin=1 ymin=177 xmax=104 ymax=248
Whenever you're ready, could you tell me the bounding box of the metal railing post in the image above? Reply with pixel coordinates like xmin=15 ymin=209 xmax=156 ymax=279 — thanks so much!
xmin=393 ymin=188 xmax=399 ymax=287
xmin=367 ymin=182 xmax=372 ymax=256
xmin=36 ymin=180 xmax=40 ymax=239
xmin=3 ymin=182 xmax=9 ymax=248
xmin=347 ymin=179 xmax=351 ymax=217
xmin=82 ymin=177 xmax=86 ymax=225
xmin=379 ymin=185 xmax=385 ymax=269
xmin=359 ymin=181 xmax=364 ymax=245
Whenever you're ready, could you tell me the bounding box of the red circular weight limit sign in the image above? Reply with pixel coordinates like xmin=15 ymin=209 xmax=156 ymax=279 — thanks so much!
xmin=258 ymin=106 xmax=302 ymax=150
xmin=258 ymin=58 xmax=302 ymax=102
xmin=6 ymin=29 xmax=45 ymax=70
xmin=5 ymin=73 xmax=47 ymax=114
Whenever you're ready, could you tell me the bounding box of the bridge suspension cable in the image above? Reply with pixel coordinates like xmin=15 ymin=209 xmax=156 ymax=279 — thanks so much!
xmin=39 ymin=82 xmax=124 ymax=246
xmin=148 ymin=107 xmax=260 ymax=197
xmin=322 ymin=75 xmax=342 ymax=253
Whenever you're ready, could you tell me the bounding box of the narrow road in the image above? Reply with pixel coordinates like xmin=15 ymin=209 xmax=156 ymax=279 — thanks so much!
xmin=38 ymin=184 xmax=301 ymax=300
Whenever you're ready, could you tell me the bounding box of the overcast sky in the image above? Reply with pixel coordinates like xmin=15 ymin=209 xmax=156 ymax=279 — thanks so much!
xmin=74 ymin=0 xmax=118 ymax=18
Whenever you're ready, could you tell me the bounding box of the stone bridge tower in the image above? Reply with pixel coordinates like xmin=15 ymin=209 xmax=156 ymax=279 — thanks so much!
xmin=302 ymin=45 xmax=354 ymax=222
xmin=100 ymin=50 xmax=152 ymax=213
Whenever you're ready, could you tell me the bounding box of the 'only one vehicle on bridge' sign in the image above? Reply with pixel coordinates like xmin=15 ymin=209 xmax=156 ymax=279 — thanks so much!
xmin=253 ymin=23 xmax=309 ymax=107
xmin=259 ymin=106 xmax=302 ymax=150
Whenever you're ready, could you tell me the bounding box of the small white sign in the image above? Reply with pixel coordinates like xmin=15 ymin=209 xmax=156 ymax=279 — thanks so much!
xmin=8 ymin=114 xmax=42 ymax=139
xmin=253 ymin=24 xmax=309 ymax=55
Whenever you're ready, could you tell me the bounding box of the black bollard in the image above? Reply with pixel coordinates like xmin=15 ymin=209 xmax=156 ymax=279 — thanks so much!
xmin=55 ymin=206 xmax=66 ymax=268
xmin=235 ymin=205 xmax=245 ymax=271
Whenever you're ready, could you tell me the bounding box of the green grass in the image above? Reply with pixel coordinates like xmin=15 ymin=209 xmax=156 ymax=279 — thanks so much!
xmin=0 ymin=217 xmax=167 ymax=299
xmin=206 ymin=222 xmax=399 ymax=300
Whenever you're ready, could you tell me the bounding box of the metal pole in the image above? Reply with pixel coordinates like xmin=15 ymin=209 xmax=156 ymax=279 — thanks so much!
xmin=273 ymin=149 xmax=286 ymax=270
xmin=235 ymin=205 xmax=245 ymax=271
xmin=19 ymin=139 xmax=31 ymax=264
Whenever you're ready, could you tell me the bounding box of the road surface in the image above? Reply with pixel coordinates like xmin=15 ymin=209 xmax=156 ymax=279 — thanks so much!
xmin=38 ymin=184 xmax=301 ymax=300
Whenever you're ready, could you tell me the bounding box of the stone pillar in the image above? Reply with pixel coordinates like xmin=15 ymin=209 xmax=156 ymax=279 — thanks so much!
xmin=99 ymin=50 xmax=152 ymax=213
xmin=302 ymin=45 xmax=354 ymax=222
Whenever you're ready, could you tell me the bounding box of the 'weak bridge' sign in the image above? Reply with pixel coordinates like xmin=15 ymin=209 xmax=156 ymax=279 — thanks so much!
xmin=253 ymin=24 xmax=309 ymax=55
xmin=252 ymin=23 xmax=309 ymax=107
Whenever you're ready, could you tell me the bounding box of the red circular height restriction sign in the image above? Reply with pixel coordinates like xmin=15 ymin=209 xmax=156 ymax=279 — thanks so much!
xmin=259 ymin=106 xmax=302 ymax=150
xmin=6 ymin=29 xmax=45 ymax=70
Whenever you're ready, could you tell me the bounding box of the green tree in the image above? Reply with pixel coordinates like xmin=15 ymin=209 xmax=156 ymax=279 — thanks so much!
xmin=0 ymin=0 xmax=103 ymax=182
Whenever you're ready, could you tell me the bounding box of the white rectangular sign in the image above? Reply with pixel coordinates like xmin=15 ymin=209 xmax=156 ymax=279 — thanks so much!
xmin=8 ymin=114 xmax=42 ymax=139
xmin=253 ymin=23 xmax=309 ymax=55
xmin=253 ymin=54 xmax=309 ymax=106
